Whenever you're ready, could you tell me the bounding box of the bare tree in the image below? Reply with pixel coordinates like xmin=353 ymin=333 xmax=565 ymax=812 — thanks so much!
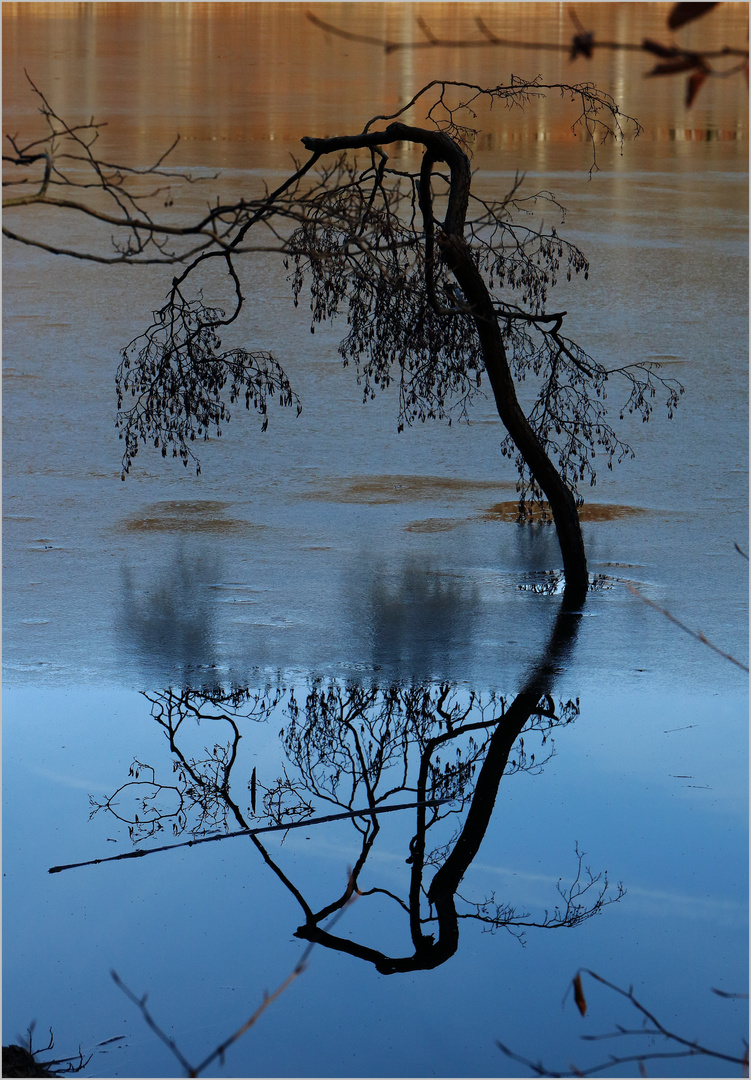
xmin=3 ymin=76 xmax=683 ymax=593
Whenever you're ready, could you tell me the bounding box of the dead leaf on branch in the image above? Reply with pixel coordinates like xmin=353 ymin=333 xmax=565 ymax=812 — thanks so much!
xmin=686 ymin=69 xmax=709 ymax=106
xmin=573 ymin=972 xmax=587 ymax=1016
xmin=642 ymin=38 xmax=684 ymax=60
xmin=647 ymin=56 xmax=706 ymax=76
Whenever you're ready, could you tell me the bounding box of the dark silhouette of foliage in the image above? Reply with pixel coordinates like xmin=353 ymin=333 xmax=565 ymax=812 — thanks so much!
xmin=116 ymin=302 xmax=300 ymax=478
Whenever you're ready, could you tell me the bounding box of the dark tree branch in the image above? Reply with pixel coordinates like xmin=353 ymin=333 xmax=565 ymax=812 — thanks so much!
xmin=496 ymin=968 xmax=749 ymax=1076
xmin=306 ymin=7 xmax=748 ymax=108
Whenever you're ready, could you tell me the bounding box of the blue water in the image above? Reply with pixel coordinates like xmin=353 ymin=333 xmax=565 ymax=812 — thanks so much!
xmin=3 ymin=5 xmax=748 ymax=1077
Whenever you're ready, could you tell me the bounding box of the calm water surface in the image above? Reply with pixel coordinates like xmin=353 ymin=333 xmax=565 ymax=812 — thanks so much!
xmin=3 ymin=4 xmax=748 ymax=1078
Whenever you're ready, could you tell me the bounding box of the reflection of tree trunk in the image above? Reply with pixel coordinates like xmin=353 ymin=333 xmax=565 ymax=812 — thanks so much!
xmin=303 ymin=124 xmax=589 ymax=591
xmin=294 ymin=593 xmax=583 ymax=973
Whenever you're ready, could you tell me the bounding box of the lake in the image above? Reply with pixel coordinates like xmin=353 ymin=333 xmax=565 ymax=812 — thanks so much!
xmin=2 ymin=4 xmax=748 ymax=1078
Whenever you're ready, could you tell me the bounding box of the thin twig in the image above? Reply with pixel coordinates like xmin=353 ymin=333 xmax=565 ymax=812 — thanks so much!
xmin=188 ymin=969 xmax=303 ymax=1077
xmin=627 ymin=583 xmax=748 ymax=672
xmin=191 ymin=888 xmax=355 ymax=1076
xmin=110 ymin=971 xmax=196 ymax=1076
xmin=113 ymin=871 xmax=359 ymax=1076
xmin=496 ymin=968 xmax=749 ymax=1077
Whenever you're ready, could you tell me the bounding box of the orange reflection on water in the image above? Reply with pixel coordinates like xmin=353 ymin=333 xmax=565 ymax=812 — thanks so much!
xmin=3 ymin=1 xmax=747 ymax=175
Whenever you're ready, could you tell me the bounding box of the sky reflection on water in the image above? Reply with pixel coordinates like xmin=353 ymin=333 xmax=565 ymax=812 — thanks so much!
xmin=2 ymin=3 xmax=748 ymax=1077
xmin=3 ymin=680 xmax=747 ymax=1078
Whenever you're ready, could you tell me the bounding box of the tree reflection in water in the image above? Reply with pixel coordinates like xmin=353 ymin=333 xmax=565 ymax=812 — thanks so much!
xmin=92 ymin=591 xmax=624 ymax=975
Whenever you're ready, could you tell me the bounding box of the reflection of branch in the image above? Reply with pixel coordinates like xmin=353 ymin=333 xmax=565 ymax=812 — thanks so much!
xmin=83 ymin=597 xmax=602 ymax=986
xmin=496 ymin=968 xmax=749 ymax=1076
xmin=627 ymin=583 xmax=748 ymax=672
xmin=49 ymin=799 xmax=451 ymax=874
xmin=457 ymin=844 xmax=625 ymax=943
xmin=293 ymin=598 xmax=596 ymax=973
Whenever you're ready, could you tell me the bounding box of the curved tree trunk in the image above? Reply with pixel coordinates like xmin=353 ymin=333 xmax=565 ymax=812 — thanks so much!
xmin=302 ymin=124 xmax=589 ymax=593
xmin=439 ymin=228 xmax=589 ymax=591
